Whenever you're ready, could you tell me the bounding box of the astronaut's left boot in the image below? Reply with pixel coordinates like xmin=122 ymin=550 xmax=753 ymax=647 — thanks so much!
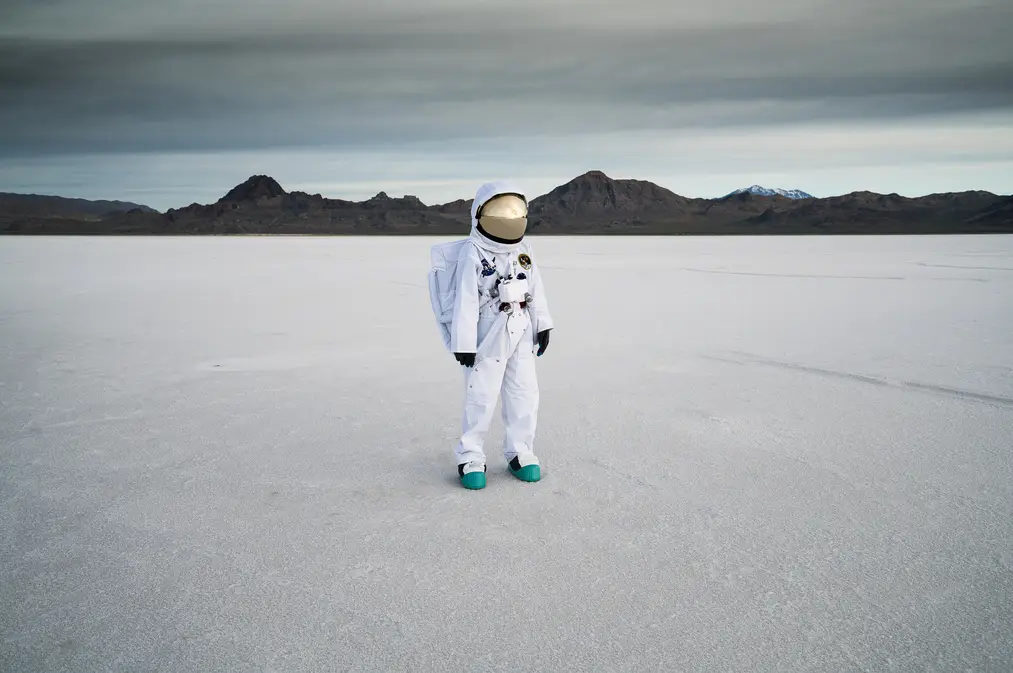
xmin=508 ymin=455 xmax=541 ymax=482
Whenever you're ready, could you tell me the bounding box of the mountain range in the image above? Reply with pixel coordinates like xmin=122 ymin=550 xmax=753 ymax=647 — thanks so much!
xmin=2 ymin=171 xmax=1010 ymax=235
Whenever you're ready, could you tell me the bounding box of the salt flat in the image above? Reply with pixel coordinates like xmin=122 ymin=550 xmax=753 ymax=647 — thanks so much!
xmin=1 ymin=234 xmax=1012 ymax=672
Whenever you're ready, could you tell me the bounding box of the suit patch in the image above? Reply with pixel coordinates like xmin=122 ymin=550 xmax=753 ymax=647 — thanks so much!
xmin=518 ymin=253 xmax=532 ymax=270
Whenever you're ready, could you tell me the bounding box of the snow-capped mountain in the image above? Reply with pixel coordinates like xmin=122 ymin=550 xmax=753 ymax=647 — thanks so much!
xmin=727 ymin=185 xmax=814 ymax=200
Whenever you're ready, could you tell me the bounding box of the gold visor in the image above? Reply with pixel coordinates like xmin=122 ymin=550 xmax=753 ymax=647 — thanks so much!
xmin=479 ymin=215 xmax=528 ymax=240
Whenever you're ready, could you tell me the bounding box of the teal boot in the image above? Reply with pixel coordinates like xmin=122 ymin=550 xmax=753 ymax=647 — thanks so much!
xmin=508 ymin=456 xmax=541 ymax=482
xmin=458 ymin=461 xmax=487 ymax=490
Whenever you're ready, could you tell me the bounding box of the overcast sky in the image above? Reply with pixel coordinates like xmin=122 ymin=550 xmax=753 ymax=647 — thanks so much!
xmin=2 ymin=0 xmax=1011 ymax=209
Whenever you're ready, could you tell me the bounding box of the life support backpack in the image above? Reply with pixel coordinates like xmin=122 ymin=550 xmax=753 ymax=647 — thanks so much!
xmin=428 ymin=238 xmax=471 ymax=351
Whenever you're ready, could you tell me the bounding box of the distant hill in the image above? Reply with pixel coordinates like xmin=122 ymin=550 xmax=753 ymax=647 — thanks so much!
xmin=726 ymin=185 xmax=814 ymax=200
xmin=0 ymin=192 xmax=158 ymax=234
xmin=2 ymin=172 xmax=1010 ymax=235
xmin=0 ymin=192 xmax=156 ymax=218
xmin=528 ymin=170 xmax=691 ymax=230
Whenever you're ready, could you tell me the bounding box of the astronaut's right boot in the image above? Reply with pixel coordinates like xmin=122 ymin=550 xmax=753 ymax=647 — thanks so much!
xmin=458 ymin=461 xmax=487 ymax=490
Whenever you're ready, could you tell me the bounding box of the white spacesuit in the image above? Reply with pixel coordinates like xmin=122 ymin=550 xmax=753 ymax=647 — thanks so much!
xmin=451 ymin=181 xmax=553 ymax=489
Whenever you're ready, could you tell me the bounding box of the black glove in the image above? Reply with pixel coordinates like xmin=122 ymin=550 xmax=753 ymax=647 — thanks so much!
xmin=454 ymin=352 xmax=476 ymax=367
xmin=536 ymin=330 xmax=551 ymax=357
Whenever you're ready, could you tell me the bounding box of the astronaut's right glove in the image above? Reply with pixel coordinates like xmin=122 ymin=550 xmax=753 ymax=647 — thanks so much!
xmin=454 ymin=352 xmax=476 ymax=367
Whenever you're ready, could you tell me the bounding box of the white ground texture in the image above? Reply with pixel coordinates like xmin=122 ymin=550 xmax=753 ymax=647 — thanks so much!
xmin=2 ymin=234 xmax=1012 ymax=672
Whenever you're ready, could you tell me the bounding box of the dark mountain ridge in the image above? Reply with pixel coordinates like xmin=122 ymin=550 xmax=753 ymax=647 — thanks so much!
xmin=2 ymin=172 xmax=1010 ymax=235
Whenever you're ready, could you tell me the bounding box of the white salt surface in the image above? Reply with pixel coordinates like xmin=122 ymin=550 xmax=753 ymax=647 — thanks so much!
xmin=1 ymin=235 xmax=1012 ymax=672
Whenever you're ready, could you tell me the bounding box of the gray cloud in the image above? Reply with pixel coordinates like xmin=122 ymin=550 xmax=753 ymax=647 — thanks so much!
xmin=2 ymin=0 xmax=1011 ymax=157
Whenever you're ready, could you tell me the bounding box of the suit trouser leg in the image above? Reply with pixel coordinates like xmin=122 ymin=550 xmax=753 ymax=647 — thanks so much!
xmin=455 ymin=344 xmax=509 ymax=466
xmin=501 ymin=328 xmax=539 ymax=463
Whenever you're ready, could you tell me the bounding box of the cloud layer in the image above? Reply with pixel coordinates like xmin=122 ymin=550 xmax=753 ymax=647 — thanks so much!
xmin=3 ymin=0 xmax=1011 ymax=156
xmin=2 ymin=0 xmax=1011 ymax=206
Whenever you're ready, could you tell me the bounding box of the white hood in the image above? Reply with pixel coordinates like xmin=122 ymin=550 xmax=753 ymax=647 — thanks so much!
xmin=469 ymin=180 xmax=528 ymax=252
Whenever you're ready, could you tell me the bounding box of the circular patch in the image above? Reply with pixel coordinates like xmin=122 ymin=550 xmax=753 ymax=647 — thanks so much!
xmin=518 ymin=253 xmax=532 ymax=269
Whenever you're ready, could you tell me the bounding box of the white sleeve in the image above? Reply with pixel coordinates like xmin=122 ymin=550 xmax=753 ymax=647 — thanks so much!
xmin=450 ymin=243 xmax=480 ymax=353
xmin=527 ymin=245 xmax=553 ymax=333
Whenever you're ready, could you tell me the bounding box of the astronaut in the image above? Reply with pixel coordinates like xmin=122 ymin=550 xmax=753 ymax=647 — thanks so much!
xmin=451 ymin=181 xmax=553 ymax=490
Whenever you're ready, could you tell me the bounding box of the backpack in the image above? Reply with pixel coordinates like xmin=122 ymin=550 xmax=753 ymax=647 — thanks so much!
xmin=428 ymin=239 xmax=472 ymax=351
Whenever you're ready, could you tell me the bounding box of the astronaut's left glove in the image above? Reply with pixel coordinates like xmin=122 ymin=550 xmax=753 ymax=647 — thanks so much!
xmin=536 ymin=329 xmax=551 ymax=357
